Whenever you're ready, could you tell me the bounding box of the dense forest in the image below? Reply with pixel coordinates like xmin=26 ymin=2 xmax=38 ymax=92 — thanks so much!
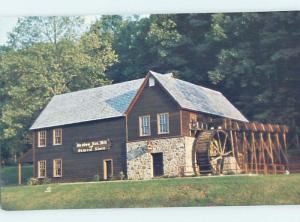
xmin=0 ymin=12 xmax=299 ymax=164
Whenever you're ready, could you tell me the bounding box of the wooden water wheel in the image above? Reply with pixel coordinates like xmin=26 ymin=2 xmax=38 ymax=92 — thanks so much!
xmin=194 ymin=130 xmax=234 ymax=175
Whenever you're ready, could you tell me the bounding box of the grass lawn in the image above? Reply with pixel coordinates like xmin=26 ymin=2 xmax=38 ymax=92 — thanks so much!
xmin=1 ymin=174 xmax=300 ymax=210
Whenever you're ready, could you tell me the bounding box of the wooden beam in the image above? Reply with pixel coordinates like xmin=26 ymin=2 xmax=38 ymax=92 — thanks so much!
xmin=32 ymin=132 xmax=36 ymax=177
xmin=242 ymin=131 xmax=248 ymax=173
xmin=18 ymin=160 xmax=22 ymax=185
xmin=180 ymin=110 xmax=183 ymax=135
xmin=233 ymin=131 xmax=239 ymax=162
xmin=259 ymin=132 xmax=267 ymax=174
xmin=267 ymin=132 xmax=275 ymax=174
xmin=283 ymin=132 xmax=287 ymax=153
xmin=251 ymin=132 xmax=258 ymax=174
xmin=229 ymin=123 xmax=235 ymax=157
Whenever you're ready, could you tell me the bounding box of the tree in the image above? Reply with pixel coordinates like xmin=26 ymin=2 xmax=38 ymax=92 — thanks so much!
xmin=207 ymin=12 xmax=300 ymax=128
xmin=90 ymin=15 xmax=182 ymax=82
xmin=8 ymin=16 xmax=84 ymax=48
xmin=0 ymin=17 xmax=117 ymax=163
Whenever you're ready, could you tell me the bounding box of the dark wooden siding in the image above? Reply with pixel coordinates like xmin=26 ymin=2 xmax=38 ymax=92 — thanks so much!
xmin=181 ymin=109 xmax=217 ymax=136
xmin=127 ymin=78 xmax=181 ymax=141
xmin=181 ymin=110 xmax=195 ymax=136
xmin=33 ymin=117 xmax=126 ymax=182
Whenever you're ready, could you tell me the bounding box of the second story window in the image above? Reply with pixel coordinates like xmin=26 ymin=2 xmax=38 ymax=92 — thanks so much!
xmin=53 ymin=128 xmax=62 ymax=145
xmin=38 ymin=131 xmax=46 ymax=147
xmin=139 ymin=115 xmax=151 ymax=136
xmin=157 ymin=113 xmax=169 ymax=134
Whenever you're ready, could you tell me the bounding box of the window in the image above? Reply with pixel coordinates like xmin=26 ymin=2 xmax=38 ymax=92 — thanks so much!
xmin=149 ymin=77 xmax=155 ymax=87
xmin=38 ymin=160 xmax=46 ymax=178
xmin=157 ymin=113 xmax=169 ymax=134
xmin=53 ymin=128 xmax=62 ymax=145
xmin=53 ymin=159 xmax=62 ymax=177
xmin=139 ymin=115 xmax=151 ymax=136
xmin=38 ymin=131 xmax=46 ymax=147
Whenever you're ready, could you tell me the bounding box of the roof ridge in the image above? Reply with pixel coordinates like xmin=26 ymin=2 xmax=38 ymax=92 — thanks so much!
xmin=150 ymin=71 xmax=221 ymax=94
xmin=53 ymin=78 xmax=145 ymax=97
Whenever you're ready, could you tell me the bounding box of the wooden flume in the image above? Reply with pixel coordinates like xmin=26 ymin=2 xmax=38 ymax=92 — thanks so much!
xmin=190 ymin=118 xmax=289 ymax=174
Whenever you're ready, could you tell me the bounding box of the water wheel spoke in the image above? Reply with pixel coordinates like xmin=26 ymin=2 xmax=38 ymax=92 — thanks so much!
xmin=223 ymin=151 xmax=232 ymax=156
xmin=222 ymin=134 xmax=228 ymax=154
xmin=213 ymin=140 xmax=222 ymax=154
xmin=217 ymin=131 xmax=222 ymax=152
xmin=210 ymin=155 xmax=222 ymax=162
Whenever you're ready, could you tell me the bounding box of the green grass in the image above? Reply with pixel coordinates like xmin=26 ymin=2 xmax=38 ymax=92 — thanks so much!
xmin=1 ymin=174 xmax=300 ymax=210
xmin=0 ymin=165 xmax=33 ymax=186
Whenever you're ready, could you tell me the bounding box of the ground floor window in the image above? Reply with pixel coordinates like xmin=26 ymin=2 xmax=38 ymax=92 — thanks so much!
xmin=38 ymin=160 xmax=46 ymax=178
xmin=53 ymin=159 xmax=62 ymax=177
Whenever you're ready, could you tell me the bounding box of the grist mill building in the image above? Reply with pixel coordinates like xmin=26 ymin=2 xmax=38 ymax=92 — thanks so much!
xmin=19 ymin=71 xmax=290 ymax=183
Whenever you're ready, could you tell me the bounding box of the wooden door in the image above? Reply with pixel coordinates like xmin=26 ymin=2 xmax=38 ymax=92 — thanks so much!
xmin=103 ymin=159 xmax=113 ymax=180
xmin=152 ymin=153 xmax=164 ymax=177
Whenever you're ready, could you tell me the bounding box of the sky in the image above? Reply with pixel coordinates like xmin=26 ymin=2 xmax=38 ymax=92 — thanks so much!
xmin=0 ymin=15 xmax=99 ymax=45
xmin=0 ymin=17 xmax=18 ymax=45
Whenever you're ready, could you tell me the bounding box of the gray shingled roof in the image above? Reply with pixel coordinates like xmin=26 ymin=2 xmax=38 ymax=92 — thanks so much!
xmin=30 ymin=71 xmax=248 ymax=130
xmin=150 ymin=71 xmax=248 ymax=122
xmin=30 ymin=79 xmax=144 ymax=130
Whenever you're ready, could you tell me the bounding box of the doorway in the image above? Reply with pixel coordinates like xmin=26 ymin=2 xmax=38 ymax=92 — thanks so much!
xmin=103 ymin=159 xmax=113 ymax=180
xmin=152 ymin=153 xmax=164 ymax=177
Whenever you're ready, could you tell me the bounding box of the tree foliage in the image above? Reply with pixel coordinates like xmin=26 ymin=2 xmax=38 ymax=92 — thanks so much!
xmin=8 ymin=16 xmax=84 ymax=48
xmin=0 ymin=17 xmax=117 ymax=162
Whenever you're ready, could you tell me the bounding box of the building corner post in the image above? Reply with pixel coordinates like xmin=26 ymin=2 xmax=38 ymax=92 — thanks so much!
xmin=18 ymin=160 xmax=22 ymax=185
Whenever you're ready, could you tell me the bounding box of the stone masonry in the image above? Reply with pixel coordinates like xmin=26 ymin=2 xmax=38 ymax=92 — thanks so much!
xmin=126 ymin=136 xmax=195 ymax=180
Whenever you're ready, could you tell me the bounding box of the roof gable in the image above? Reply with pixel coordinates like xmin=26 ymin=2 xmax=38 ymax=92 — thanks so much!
xmin=150 ymin=71 xmax=248 ymax=122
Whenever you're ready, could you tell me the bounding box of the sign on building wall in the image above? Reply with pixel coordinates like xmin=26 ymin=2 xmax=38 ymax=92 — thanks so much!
xmin=74 ymin=139 xmax=111 ymax=153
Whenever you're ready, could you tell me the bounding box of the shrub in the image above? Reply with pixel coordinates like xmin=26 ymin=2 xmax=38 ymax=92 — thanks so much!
xmin=93 ymin=174 xmax=100 ymax=181
xmin=42 ymin=177 xmax=51 ymax=184
xmin=27 ymin=177 xmax=39 ymax=185
xmin=119 ymin=171 xmax=125 ymax=180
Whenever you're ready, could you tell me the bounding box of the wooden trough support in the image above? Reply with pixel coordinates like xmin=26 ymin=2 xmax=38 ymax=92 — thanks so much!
xmin=216 ymin=118 xmax=289 ymax=174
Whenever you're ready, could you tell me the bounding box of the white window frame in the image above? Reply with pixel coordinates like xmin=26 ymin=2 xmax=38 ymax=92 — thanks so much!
xmin=38 ymin=160 xmax=46 ymax=178
xmin=157 ymin=113 xmax=170 ymax=134
xmin=139 ymin=115 xmax=151 ymax=136
xmin=53 ymin=128 xmax=62 ymax=145
xmin=53 ymin=159 xmax=62 ymax=177
xmin=37 ymin=131 xmax=47 ymax=147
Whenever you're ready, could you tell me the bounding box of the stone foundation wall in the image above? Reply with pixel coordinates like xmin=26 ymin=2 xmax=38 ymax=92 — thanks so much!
xmin=126 ymin=136 xmax=195 ymax=180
